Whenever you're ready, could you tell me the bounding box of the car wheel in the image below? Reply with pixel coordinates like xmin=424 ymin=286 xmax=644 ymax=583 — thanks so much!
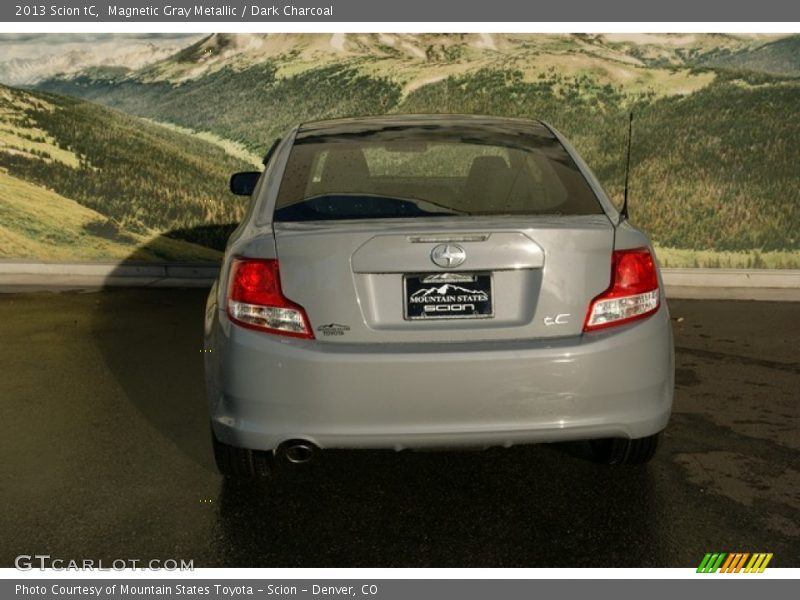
xmin=589 ymin=433 xmax=661 ymax=465
xmin=211 ymin=428 xmax=275 ymax=479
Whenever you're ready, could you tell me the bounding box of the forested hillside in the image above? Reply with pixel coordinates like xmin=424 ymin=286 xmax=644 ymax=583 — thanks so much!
xmin=3 ymin=32 xmax=796 ymax=265
xmin=42 ymin=64 xmax=402 ymax=151
xmin=401 ymin=70 xmax=799 ymax=252
xmin=38 ymin=44 xmax=800 ymax=256
xmin=697 ymin=36 xmax=800 ymax=77
xmin=0 ymin=83 xmax=250 ymax=260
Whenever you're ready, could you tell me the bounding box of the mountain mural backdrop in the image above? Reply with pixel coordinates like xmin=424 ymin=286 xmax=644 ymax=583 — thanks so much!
xmin=1 ymin=33 xmax=798 ymax=266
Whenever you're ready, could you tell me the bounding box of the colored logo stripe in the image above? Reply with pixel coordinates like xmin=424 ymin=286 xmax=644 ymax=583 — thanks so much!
xmin=697 ymin=553 xmax=773 ymax=573
xmin=720 ymin=553 xmax=749 ymax=573
xmin=697 ymin=553 xmax=726 ymax=573
xmin=745 ymin=553 xmax=773 ymax=573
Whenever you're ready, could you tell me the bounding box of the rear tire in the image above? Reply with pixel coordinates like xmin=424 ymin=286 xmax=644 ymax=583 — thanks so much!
xmin=211 ymin=429 xmax=275 ymax=479
xmin=589 ymin=433 xmax=661 ymax=465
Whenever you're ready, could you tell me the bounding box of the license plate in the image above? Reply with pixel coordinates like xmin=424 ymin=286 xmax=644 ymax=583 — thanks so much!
xmin=404 ymin=273 xmax=493 ymax=320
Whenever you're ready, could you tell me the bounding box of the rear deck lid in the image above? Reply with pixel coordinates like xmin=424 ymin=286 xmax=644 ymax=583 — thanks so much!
xmin=270 ymin=116 xmax=615 ymax=343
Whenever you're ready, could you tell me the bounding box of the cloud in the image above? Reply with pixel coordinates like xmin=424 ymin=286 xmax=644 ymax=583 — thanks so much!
xmin=0 ymin=33 xmax=199 ymax=44
xmin=0 ymin=33 xmax=204 ymax=85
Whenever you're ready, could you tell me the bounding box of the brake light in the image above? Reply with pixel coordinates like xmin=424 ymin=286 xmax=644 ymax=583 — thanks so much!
xmin=226 ymin=258 xmax=314 ymax=339
xmin=583 ymin=248 xmax=660 ymax=332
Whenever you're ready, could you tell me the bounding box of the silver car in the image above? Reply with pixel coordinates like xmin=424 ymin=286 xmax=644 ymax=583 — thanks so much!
xmin=205 ymin=114 xmax=673 ymax=478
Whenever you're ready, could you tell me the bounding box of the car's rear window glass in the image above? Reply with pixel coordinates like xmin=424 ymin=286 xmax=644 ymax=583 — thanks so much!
xmin=274 ymin=124 xmax=602 ymax=221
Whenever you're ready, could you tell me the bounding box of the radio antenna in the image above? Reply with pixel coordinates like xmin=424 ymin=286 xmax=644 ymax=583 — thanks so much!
xmin=620 ymin=111 xmax=633 ymax=223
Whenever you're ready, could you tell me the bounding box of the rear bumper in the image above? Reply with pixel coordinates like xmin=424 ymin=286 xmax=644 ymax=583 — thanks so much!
xmin=206 ymin=305 xmax=673 ymax=451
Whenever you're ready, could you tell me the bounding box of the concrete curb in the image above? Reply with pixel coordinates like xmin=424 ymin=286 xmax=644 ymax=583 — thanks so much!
xmin=0 ymin=262 xmax=799 ymax=300
xmin=662 ymin=268 xmax=800 ymax=289
xmin=0 ymin=261 xmax=219 ymax=278
xmin=0 ymin=261 xmax=218 ymax=291
xmin=663 ymin=268 xmax=800 ymax=300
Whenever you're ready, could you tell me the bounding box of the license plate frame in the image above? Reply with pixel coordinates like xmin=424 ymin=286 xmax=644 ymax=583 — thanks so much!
xmin=403 ymin=272 xmax=494 ymax=320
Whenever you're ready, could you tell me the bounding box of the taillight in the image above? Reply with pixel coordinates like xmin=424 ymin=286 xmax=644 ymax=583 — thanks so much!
xmin=226 ymin=258 xmax=314 ymax=339
xmin=583 ymin=247 xmax=660 ymax=332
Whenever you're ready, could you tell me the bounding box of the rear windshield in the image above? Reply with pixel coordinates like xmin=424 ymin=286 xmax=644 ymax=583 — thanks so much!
xmin=274 ymin=125 xmax=602 ymax=221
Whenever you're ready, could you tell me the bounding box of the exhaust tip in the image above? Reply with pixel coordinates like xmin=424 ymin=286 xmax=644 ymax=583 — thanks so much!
xmin=277 ymin=439 xmax=318 ymax=465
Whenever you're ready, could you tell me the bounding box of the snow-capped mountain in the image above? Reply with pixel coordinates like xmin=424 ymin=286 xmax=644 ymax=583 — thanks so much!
xmin=412 ymin=284 xmax=485 ymax=297
xmin=0 ymin=34 xmax=203 ymax=85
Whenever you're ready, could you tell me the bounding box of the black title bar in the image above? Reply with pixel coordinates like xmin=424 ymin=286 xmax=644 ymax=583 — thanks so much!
xmin=4 ymin=0 xmax=800 ymax=22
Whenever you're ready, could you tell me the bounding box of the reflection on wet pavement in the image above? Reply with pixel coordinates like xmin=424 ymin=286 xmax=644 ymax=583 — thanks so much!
xmin=0 ymin=292 xmax=797 ymax=566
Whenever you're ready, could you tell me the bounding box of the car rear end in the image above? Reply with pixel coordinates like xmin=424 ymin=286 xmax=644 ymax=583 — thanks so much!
xmin=205 ymin=115 xmax=673 ymax=472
